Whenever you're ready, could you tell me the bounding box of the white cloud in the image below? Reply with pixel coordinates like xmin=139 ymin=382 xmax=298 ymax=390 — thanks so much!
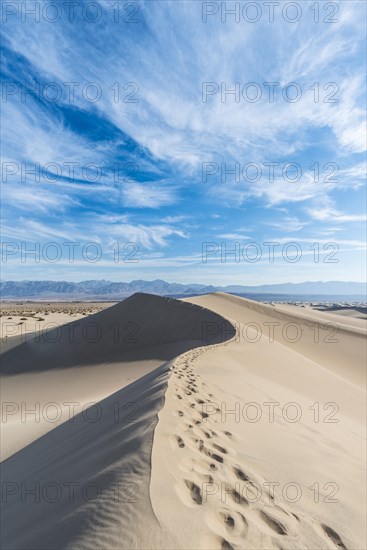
xmin=122 ymin=182 xmax=177 ymax=208
xmin=308 ymin=207 xmax=366 ymax=223
xmin=267 ymin=216 xmax=306 ymax=232
xmin=218 ymin=233 xmax=251 ymax=240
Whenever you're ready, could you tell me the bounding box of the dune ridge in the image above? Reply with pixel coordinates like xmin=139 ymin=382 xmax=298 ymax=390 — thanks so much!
xmin=1 ymin=293 xmax=236 ymax=375
xmin=0 ymin=293 xmax=235 ymax=460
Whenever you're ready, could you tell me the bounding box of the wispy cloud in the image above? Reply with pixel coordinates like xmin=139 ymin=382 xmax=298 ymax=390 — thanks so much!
xmin=308 ymin=207 xmax=366 ymax=223
xmin=218 ymin=233 xmax=252 ymax=240
xmin=122 ymin=182 xmax=177 ymax=208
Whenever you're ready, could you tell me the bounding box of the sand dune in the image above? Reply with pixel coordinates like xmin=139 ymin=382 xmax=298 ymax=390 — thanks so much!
xmin=1 ymin=293 xmax=365 ymax=549
xmin=186 ymin=293 xmax=366 ymax=386
xmin=0 ymin=293 xmax=234 ymax=459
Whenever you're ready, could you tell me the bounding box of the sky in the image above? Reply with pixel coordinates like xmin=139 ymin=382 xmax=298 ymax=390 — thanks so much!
xmin=1 ymin=0 xmax=366 ymax=285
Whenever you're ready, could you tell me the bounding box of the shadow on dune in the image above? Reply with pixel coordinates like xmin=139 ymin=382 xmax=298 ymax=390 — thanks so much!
xmin=1 ymin=293 xmax=236 ymax=376
xmin=1 ymin=365 xmax=172 ymax=549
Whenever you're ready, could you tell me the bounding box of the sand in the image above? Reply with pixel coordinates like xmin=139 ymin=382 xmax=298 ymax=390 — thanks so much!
xmin=0 ymin=302 xmax=112 ymax=352
xmin=1 ymin=292 xmax=365 ymax=549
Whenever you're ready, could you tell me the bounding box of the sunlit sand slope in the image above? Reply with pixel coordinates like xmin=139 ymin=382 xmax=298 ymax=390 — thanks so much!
xmin=150 ymin=293 xmax=366 ymax=549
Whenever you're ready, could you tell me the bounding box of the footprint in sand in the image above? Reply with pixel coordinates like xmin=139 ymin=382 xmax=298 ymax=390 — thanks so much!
xmin=206 ymin=508 xmax=249 ymax=546
xmin=228 ymin=487 xmax=249 ymax=506
xmin=219 ymin=509 xmax=249 ymax=537
xmin=170 ymin=435 xmax=185 ymax=449
xmin=193 ymin=438 xmax=205 ymax=451
xmin=203 ymin=448 xmax=224 ymax=464
xmin=321 ymin=524 xmax=347 ymax=549
xmin=212 ymin=443 xmax=228 ymax=454
xmin=232 ymin=466 xmax=251 ymax=482
xmin=184 ymin=480 xmax=203 ymax=504
xmin=258 ymin=510 xmax=288 ymax=535
xmin=220 ymin=538 xmax=235 ymax=550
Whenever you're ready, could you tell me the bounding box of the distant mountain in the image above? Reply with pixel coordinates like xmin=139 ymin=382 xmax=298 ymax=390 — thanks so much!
xmin=223 ymin=281 xmax=367 ymax=295
xmin=0 ymin=280 xmax=366 ymax=301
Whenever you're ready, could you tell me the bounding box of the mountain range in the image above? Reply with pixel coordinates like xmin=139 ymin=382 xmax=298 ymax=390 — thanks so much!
xmin=1 ymin=280 xmax=366 ymax=301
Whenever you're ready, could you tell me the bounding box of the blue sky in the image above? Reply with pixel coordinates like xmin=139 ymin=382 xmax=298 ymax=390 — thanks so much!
xmin=1 ymin=0 xmax=366 ymax=284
